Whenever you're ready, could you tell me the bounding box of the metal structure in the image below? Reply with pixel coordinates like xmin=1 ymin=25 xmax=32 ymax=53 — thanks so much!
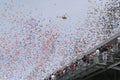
xmin=45 ymin=32 xmax=120 ymax=80
xmin=52 ymin=32 xmax=120 ymax=80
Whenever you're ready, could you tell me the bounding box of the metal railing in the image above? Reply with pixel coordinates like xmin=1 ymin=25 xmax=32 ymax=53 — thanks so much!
xmin=58 ymin=46 xmax=120 ymax=80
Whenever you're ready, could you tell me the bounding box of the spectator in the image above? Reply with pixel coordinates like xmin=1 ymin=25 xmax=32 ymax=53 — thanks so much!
xmin=102 ymin=51 xmax=108 ymax=64
xmin=86 ymin=54 xmax=90 ymax=65
xmin=93 ymin=48 xmax=100 ymax=64
xmin=89 ymin=53 xmax=94 ymax=64
xmin=51 ymin=74 xmax=56 ymax=80
xmin=101 ymin=46 xmax=108 ymax=53
xmin=62 ymin=68 xmax=67 ymax=75
xmin=82 ymin=55 xmax=87 ymax=63
xmin=95 ymin=48 xmax=100 ymax=56
xmin=70 ymin=63 xmax=76 ymax=70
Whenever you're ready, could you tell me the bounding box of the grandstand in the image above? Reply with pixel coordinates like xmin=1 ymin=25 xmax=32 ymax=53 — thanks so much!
xmin=45 ymin=32 xmax=120 ymax=80
xmin=45 ymin=0 xmax=120 ymax=80
xmin=0 ymin=0 xmax=120 ymax=80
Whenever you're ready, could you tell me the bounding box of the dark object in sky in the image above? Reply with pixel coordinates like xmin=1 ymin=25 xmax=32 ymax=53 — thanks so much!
xmin=62 ymin=16 xmax=67 ymax=19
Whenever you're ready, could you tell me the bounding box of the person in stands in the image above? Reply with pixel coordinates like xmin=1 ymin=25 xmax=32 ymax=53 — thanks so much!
xmin=86 ymin=54 xmax=91 ymax=65
xmin=101 ymin=46 xmax=108 ymax=64
xmin=50 ymin=74 xmax=56 ymax=80
xmin=96 ymin=48 xmax=100 ymax=56
xmin=89 ymin=53 xmax=94 ymax=64
xmin=82 ymin=55 xmax=87 ymax=63
xmin=101 ymin=46 xmax=108 ymax=53
xmin=94 ymin=48 xmax=100 ymax=64
xmin=70 ymin=63 xmax=76 ymax=70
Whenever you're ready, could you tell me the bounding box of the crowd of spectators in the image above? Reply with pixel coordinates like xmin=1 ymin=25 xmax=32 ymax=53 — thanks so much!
xmin=46 ymin=37 xmax=120 ymax=80
xmin=0 ymin=0 xmax=120 ymax=80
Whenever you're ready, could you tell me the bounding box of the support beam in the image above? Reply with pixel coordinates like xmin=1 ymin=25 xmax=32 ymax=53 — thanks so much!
xmin=83 ymin=69 xmax=106 ymax=80
xmin=112 ymin=66 xmax=120 ymax=71
xmin=108 ymin=61 xmax=120 ymax=69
